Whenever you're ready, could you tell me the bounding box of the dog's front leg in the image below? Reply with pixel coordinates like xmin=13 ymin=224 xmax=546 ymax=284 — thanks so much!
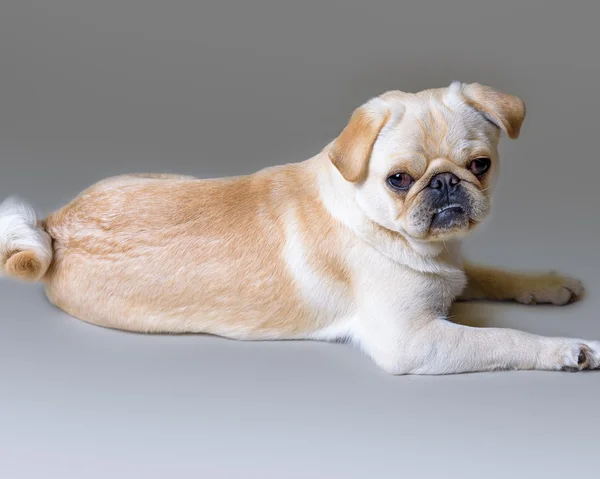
xmin=358 ymin=314 xmax=600 ymax=375
xmin=457 ymin=264 xmax=584 ymax=305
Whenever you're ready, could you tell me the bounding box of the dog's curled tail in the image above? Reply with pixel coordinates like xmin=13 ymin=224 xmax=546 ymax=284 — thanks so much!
xmin=0 ymin=197 xmax=53 ymax=281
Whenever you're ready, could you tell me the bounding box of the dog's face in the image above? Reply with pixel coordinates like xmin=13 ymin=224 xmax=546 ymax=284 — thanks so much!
xmin=329 ymin=82 xmax=525 ymax=243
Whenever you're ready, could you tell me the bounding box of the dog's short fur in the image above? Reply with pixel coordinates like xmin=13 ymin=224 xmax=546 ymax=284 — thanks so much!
xmin=1 ymin=82 xmax=597 ymax=374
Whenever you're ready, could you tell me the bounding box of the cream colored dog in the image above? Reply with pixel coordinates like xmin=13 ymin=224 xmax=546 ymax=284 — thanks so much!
xmin=1 ymin=81 xmax=596 ymax=374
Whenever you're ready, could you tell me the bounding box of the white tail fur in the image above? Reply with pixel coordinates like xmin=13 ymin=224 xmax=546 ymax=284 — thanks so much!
xmin=0 ymin=197 xmax=53 ymax=281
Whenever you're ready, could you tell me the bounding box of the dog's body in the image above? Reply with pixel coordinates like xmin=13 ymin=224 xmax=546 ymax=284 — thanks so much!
xmin=1 ymin=82 xmax=597 ymax=374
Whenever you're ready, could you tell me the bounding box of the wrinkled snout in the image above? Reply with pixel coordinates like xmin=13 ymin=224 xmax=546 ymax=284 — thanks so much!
xmin=426 ymin=172 xmax=470 ymax=231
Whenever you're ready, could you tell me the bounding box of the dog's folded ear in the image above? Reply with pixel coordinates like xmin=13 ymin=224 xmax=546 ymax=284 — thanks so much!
xmin=329 ymin=99 xmax=391 ymax=183
xmin=458 ymin=83 xmax=526 ymax=139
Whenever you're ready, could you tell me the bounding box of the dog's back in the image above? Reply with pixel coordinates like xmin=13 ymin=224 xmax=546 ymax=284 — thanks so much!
xmin=1 ymin=164 xmax=354 ymax=339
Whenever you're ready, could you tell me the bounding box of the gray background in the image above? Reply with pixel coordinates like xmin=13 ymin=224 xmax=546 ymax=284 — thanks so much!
xmin=1 ymin=1 xmax=599 ymax=478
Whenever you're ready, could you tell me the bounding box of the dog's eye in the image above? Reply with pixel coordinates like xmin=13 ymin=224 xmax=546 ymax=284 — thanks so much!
xmin=387 ymin=173 xmax=414 ymax=191
xmin=468 ymin=157 xmax=491 ymax=176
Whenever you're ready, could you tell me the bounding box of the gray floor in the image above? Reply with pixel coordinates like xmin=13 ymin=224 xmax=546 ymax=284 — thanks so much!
xmin=1 ymin=1 xmax=600 ymax=478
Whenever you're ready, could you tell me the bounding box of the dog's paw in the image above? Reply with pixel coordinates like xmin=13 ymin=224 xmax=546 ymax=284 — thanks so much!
xmin=515 ymin=273 xmax=585 ymax=306
xmin=559 ymin=340 xmax=600 ymax=371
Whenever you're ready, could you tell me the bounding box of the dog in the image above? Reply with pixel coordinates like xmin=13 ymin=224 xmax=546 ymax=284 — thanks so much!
xmin=1 ymin=81 xmax=597 ymax=374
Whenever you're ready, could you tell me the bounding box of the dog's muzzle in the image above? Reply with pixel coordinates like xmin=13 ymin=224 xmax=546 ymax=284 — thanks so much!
xmin=426 ymin=173 xmax=470 ymax=230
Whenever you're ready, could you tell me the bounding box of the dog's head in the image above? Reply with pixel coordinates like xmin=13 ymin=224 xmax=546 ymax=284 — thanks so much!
xmin=328 ymin=82 xmax=525 ymax=243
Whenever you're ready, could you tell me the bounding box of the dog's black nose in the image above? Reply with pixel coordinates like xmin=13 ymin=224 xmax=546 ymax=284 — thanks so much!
xmin=429 ymin=173 xmax=461 ymax=194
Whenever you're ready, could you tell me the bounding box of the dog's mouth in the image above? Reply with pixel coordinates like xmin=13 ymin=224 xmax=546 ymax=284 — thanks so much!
xmin=406 ymin=186 xmax=485 ymax=240
xmin=433 ymin=204 xmax=464 ymax=215
xmin=430 ymin=203 xmax=468 ymax=231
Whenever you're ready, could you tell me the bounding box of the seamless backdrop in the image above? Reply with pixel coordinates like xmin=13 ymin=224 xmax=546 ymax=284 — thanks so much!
xmin=1 ymin=1 xmax=599 ymax=478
